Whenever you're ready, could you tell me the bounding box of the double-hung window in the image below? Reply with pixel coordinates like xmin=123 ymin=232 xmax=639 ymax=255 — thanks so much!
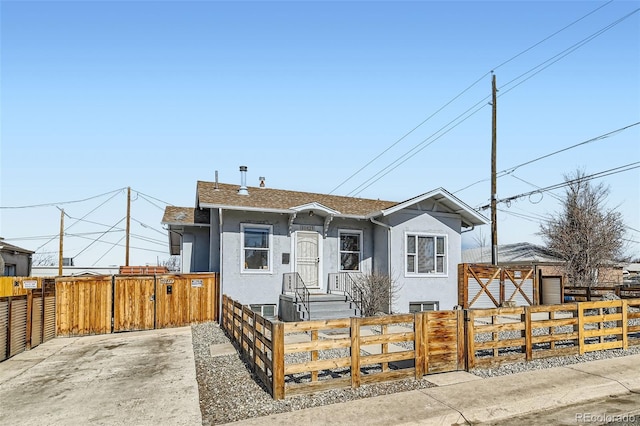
xmin=339 ymin=230 xmax=362 ymax=271
xmin=406 ymin=234 xmax=447 ymax=275
xmin=241 ymin=224 xmax=273 ymax=273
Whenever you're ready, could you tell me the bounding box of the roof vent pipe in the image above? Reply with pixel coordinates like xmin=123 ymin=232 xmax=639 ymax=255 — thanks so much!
xmin=238 ymin=166 xmax=249 ymax=195
xmin=259 ymin=176 xmax=266 ymax=188
xmin=214 ymin=170 xmax=219 ymax=190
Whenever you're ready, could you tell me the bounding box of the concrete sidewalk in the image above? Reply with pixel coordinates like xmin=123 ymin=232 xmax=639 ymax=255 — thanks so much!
xmin=230 ymin=353 xmax=640 ymax=425
xmin=0 ymin=327 xmax=202 ymax=426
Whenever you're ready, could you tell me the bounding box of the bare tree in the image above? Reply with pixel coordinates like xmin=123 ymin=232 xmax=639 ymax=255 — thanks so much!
xmin=32 ymin=252 xmax=57 ymax=266
xmin=539 ymin=169 xmax=626 ymax=287
xmin=352 ymin=269 xmax=401 ymax=316
xmin=162 ymin=255 xmax=181 ymax=272
xmin=473 ymin=228 xmax=488 ymax=249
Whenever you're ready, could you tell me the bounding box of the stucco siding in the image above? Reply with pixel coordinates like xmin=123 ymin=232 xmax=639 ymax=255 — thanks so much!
xmin=386 ymin=209 xmax=462 ymax=313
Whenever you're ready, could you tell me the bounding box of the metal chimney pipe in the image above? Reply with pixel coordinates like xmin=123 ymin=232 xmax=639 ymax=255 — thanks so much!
xmin=238 ymin=166 xmax=249 ymax=195
xmin=214 ymin=170 xmax=219 ymax=190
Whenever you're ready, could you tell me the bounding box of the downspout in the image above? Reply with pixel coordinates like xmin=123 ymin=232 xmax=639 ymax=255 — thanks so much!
xmin=218 ymin=207 xmax=224 ymax=322
xmin=370 ymin=217 xmax=392 ymax=313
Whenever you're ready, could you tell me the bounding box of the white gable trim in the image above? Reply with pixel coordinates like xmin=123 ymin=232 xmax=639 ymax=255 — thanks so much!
xmin=367 ymin=188 xmax=489 ymax=227
xmin=290 ymin=202 xmax=341 ymax=216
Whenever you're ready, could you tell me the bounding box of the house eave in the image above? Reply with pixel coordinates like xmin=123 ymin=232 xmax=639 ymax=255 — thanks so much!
xmin=373 ymin=188 xmax=489 ymax=227
xmin=199 ymin=202 xmax=367 ymax=219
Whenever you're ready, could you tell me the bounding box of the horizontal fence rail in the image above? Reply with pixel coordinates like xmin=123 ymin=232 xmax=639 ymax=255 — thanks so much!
xmin=222 ymin=294 xmax=463 ymax=399
xmin=223 ymin=294 xmax=640 ymax=399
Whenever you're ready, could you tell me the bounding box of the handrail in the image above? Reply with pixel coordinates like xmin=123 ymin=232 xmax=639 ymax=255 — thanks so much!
xmin=282 ymin=272 xmax=310 ymax=320
xmin=328 ymin=272 xmax=362 ymax=313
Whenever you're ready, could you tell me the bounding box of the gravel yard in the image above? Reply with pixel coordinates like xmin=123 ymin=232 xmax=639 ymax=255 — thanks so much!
xmin=192 ymin=321 xmax=640 ymax=425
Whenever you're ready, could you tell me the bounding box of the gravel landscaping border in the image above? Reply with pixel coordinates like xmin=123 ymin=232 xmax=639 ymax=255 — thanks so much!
xmin=192 ymin=321 xmax=640 ymax=425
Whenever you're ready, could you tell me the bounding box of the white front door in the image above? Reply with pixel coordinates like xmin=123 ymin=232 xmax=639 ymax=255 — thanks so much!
xmin=295 ymin=231 xmax=321 ymax=289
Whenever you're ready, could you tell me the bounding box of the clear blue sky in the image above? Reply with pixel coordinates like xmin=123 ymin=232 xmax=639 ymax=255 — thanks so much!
xmin=1 ymin=0 xmax=639 ymax=267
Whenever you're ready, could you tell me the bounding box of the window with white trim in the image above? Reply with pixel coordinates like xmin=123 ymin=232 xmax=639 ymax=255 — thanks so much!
xmin=339 ymin=230 xmax=362 ymax=271
xmin=241 ymin=224 xmax=273 ymax=273
xmin=406 ymin=234 xmax=447 ymax=275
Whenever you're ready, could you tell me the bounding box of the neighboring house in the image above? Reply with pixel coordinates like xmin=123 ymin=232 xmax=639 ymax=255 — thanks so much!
xmin=623 ymin=263 xmax=640 ymax=284
xmin=31 ymin=265 xmax=121 ymax=277
xmin=162 ymin=168 xmax=488 ymax=317
xmin=0 ymin=238 xmax=34 ymax=276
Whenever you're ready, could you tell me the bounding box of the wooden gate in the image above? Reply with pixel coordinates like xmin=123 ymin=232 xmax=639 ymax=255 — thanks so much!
xmin=156 ymin=274 xmax=219 ymax=328
xmin=424 ymin=309 xmax=465 ymax=373
xmin=56 ymin=276 xmax=112 ymax=336
xmin=458 ymin=264 xmax=536 ymax=309
xmin=113 ymin=276 xmax=155 ymax=332
xmin=56 ymin=273 xmax=219 ymax=336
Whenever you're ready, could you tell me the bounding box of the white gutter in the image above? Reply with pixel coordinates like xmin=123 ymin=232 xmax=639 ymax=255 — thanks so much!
xmin=370 ymin=217 xmax=393 ymax=313
xmin=218 ymin=207 xmax=224 ymax=322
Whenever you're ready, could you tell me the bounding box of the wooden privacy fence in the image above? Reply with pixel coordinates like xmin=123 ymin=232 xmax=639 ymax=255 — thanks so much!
xmin=466 ymin=298 xmax=640 ymax=369
xmin=0 ymin=277 xmax=56 ymax=362
xmin=458 ymin=264 xmax=537 ymax=309
xmin=222 ymin=295 xmax=464 ymax=399
xmin=57 ymin=273 xmax=219 ymax=337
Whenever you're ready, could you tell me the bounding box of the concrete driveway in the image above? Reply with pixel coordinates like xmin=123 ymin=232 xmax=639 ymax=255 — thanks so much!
xmin=0 ymin=327 xmax=202 ymax=426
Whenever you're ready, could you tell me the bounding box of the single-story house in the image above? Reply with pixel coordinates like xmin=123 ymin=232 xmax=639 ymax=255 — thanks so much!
xmin=0 ymin=238 xmax=34 ymax=276
xmin=162 ymin=167 xmax=488 ymax=318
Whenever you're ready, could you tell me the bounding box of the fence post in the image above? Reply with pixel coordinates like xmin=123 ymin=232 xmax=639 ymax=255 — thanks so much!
xmin=465 ymin=309 xmax=475 ymax=370
xmin=414 ymin=312 xmax=425 ymax=378
xmin=621 ymin=300 xmax=628 ymax=350
xmin=26 ymin=290 xmax=33 ymax=350
xmin=578 ymin=301 xmax=585 ymax=355
xmin=457 ymin=309 xmax=465 ymax=371
xmin=523 ymin=306 xmax=532 ymax=361
xmin=351 ymin=317 xmax=361 ymax=388
xmin=271 ymin=321 xmax=285 ymax=400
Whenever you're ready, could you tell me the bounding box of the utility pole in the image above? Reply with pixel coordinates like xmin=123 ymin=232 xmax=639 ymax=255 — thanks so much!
xmin=125 ymin=187 xmax=131 ymax=266
xmin=58 ymin=208 xmax=64 ymax=276
xmin=491 ymin=74 xmax=498 ymax=266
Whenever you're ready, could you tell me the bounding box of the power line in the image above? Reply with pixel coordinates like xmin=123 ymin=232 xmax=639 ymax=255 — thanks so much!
xmin=0 ymin=187 xmax=126 ymax=209
xmin=498 ymin=8 xmax=640 ymax=98
xmin=73 ymin=217 xmax=126 ymax=258
xmin=347 ymin=97 xmax=489 ymax=197
xmin=71 ymin=234 xmax=168 ymax=255
xmin=454 ymin=122 xmax=639 ymax=194
xmin=478 ymin=162 xmax=640 ymax=210
xmin=329 ymin=1 xmax=620 ymax=195
xmin=133 ymin=189 xmax=174 ymax=209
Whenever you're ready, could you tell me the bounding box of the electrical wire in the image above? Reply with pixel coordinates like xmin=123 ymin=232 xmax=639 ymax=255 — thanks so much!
xmin=454 ymin=122 xmax=639 ymax=194
xmin=329 ymin=1 xmax=620 ymax=196
xmin=132 ymin=189 xmax=174 ymax=209
xmin=0 ymin=187 xmax=126 ymax=209
xmin=478 ymin=162 xmax=640 ymax=210
xmin=72 ymin=217 xmax=126 ymax=258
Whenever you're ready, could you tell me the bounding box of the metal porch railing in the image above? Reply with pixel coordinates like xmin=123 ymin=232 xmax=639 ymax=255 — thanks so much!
xmin=282 ymin=272 xmax=310 ymax=320
xmin=328 ymin=272 xmax=363 ymax=313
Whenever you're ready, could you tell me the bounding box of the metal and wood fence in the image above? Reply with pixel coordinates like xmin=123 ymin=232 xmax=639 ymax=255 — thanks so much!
xmin=0 ymin=277 xmax=56 ymax=362
xmin=466 ymin=298 xmax=640 ymax=369
xmin=57 ymin=273 xmax=219 ymax=336
xmin=223 ymin=294 xmax=640 ymax=400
